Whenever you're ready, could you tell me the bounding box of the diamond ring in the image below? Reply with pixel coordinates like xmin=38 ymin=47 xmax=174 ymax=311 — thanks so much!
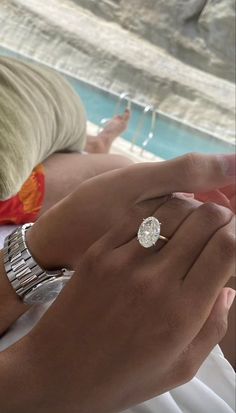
xmin=137 ymin=217 xmax=169 ymax=248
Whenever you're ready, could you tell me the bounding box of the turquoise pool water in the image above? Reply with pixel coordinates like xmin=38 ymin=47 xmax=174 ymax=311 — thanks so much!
xmin=0 ymin=46 xmax=235 ymax=159
xmin=68 ymin=76 xmax=235 ymax=159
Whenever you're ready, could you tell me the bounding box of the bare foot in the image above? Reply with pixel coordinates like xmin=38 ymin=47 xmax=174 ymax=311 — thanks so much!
xmin=85 ymin=109 xmax=131 ymax=154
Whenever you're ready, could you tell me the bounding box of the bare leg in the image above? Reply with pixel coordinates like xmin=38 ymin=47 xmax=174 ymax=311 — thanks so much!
xmin=39 ymin=110 xmax=132 ymax=214
xmin=85 ymin=109 xmax=131 ymax=154
xmin=40 ymin=152 xmax=133 ymax=215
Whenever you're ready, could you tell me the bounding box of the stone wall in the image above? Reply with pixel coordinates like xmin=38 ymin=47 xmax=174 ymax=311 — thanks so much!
xmin=0 ymin=0 xmax=235 ymax=142
xmin=73 ymin=0 xmax=235 ymax=83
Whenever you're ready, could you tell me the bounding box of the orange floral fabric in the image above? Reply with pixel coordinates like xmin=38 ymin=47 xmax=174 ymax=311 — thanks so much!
xmin=0 ymin=164 xmax=45 ymax=225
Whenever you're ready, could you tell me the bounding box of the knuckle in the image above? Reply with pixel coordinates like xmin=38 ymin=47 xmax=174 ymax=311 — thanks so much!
xmin=211 ymin=155 xmax=226 ymax=176
xmin=199 ymin=202 xmax=229 ymax=227
xmin=214 ymin=229 xmax=236 ymax=260
xmin=83 ymin=243 xmax=104 ymax=271
xmin=86 ymin=245 xmax=101 ymax=262
xmin=163 ymin=197 xmax=184 ymax=212
xmin=181 ymin=152 xmax=203 ymax=179
xmin=167 ymin=196 xmax=196 ymax=213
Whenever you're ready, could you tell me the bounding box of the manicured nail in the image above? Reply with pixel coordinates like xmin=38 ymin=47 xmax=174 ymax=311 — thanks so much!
xmin=219 ymin=154 xmax=236 ymax=176
xmin=181 ymin=192 xmax=195 ymax=198
xmin=226 ymin=289 xmax=236 ymax=310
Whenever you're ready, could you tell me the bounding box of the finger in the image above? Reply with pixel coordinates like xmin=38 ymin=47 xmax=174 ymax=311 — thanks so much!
xmin=167 ymin=288 xmax=235 ymax=388
xmin=99 ymin=196 xmax=166 ymax=250
xmin=220 ymin=183 xmax=236 ymax=198
xmin=181 ymin=193 xmax=195 ymax=198
xmin=98 ymin=196 xmax=170 ymax=250
xmin=229 ymin=194 xmax=236 ymax=212
xmin=124 ymin=108 xmax=131 ymax=120
xmin=220 ymin=184 xmax=236 ymax=212
xmin=145 ymin=203 xmax=233 ymax=279
xmin=97 ymin=215 xmax=138 ymax=253
xmin=124 ymin=153 xmax=235 ymax=202
xmin=120 ymin=196 xmax=201 ymax=260
xmin=184 ymin=217 xmax=236 ymax=311
xmin=153 ymin=196 xmax=201 ymax=248
xmin=194 ymin=190 xmax=231 ymax=209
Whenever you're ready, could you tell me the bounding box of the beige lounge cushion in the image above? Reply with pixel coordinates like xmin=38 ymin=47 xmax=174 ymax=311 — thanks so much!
xmin=0 ymin=56 xmax=87 ymax=200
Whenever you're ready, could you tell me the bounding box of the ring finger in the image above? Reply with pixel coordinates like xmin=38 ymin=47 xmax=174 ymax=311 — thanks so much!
xmin=120 ymin=195 xmax=202 ymax=260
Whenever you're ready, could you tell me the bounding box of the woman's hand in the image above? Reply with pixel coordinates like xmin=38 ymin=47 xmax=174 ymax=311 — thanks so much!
xmin=27 ymin=153 xmax=235 ymax=270
xmin=2 ymin=199 xmax=235 ymax=413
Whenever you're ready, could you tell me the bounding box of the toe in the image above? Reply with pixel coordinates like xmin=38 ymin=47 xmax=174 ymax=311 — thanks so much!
xmin=124 ymin=109 xmax=131 ymax=121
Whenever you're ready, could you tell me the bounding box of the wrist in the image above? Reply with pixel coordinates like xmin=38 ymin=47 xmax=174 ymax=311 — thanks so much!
xmin=26 ymin=215 xmax=73 ymax=271
xmin=26 ymin=179 xmax=94 ymax=271
xmin=26 ymin=193 xmax=85 ymax=270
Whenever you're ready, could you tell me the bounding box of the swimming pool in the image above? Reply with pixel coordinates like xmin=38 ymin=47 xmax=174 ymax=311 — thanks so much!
xmin=0 ymin=45 xmax=235 ymax=160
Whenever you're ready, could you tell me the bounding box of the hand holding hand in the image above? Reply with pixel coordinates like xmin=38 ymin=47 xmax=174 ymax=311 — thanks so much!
xmin=3 ymin=196 xmax=235 ymax=413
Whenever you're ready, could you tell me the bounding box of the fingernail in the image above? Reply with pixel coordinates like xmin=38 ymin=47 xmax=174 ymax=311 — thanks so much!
xmin=181 ymin=192 xmax=195 ymax=198
xmin=226 ymin=289 xmax=236 ymax=310
xmin=219 ymin=154 xmax=236 ymax=176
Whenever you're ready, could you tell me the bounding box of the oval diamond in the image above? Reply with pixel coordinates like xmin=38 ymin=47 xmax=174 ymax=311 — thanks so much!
xmin=137 ymin=217 xmax=161 ymax=248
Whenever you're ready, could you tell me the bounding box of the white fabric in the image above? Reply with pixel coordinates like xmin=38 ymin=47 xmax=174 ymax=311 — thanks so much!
xmin=0 ymin=226 xmax=235 ymax=413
